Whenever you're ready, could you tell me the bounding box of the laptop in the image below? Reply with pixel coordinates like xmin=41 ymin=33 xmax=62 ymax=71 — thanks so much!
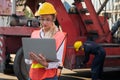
xmin=22 ymin=38 xmax=59 ymax=62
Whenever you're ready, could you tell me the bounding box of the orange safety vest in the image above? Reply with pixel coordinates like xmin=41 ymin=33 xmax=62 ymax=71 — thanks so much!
xmin=29 ymin=30 xmax=67 ymax=80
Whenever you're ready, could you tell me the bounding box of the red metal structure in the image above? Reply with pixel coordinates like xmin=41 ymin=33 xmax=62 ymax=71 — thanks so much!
xmin=0 ymin=0 xmax=120 ymax=80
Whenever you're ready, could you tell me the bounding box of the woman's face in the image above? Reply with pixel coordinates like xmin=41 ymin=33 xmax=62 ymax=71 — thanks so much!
xmin=39 ymin=14 xmax=55 ymax=30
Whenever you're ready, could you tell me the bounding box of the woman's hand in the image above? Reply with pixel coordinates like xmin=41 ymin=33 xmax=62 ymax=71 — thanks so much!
xmin=29 ymin=52 xmax=48 ymax=67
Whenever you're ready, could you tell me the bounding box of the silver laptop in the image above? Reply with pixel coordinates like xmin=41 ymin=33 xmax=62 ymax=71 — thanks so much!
xmin=22 ymin=38 xmax=59 ymax=62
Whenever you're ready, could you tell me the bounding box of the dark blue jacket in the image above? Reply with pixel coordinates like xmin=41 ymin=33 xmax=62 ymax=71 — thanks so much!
xmin=83 ymin=41 xmax=105 ymax=64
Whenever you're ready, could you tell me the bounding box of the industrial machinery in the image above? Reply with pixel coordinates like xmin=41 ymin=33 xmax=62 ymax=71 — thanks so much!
xmin=0 ymin=0 xmax=120 ymax=80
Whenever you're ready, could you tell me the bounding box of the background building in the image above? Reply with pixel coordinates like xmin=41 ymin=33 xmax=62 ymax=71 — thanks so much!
xmin=92 ymin=0 xmax=120 ymax=29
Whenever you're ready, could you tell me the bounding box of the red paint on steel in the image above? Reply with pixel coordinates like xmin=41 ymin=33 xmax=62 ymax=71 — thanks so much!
xmin=47 ymin=0 xmax=80 ymax=45
xmin=84 ymin=0 xmax=104 ymax=35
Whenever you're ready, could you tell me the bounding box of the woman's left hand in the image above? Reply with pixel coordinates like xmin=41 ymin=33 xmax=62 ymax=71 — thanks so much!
xmin=29 ymin=52 xmax=48 ymax=67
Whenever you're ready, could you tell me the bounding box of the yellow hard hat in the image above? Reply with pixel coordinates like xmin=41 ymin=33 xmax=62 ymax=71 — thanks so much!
xmin=74 ymin=41 xmax=83 ymax=51
xmin=37 ymin=2 xmax=57 ymax=15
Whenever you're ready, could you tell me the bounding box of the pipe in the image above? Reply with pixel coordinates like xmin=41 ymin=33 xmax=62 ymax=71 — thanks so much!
xmin=97 ymin=0 xmax=109 ymax=15
xmin=11 ymin=0 xmax=16 ymax=15
xmin=111 ymin=19 xmax=120 ymax=35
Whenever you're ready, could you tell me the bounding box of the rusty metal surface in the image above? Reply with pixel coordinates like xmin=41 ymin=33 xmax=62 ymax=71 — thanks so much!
xmin=0 ymin=27 xmax=39 ymax=36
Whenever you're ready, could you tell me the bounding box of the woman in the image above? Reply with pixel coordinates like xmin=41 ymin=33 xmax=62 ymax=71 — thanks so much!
xmin=28 ymin=2 xmax=67 ymax=80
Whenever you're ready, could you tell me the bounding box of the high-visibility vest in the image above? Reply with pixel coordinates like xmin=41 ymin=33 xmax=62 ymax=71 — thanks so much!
xmin=29 ymin=30 xmax=67 ymax=80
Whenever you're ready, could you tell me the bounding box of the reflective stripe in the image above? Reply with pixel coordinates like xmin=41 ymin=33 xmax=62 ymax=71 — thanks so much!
xmin=31 ymin=63 xmax=45 ymax=68
xmin=30 ymin=30 xmax=67 ymax=80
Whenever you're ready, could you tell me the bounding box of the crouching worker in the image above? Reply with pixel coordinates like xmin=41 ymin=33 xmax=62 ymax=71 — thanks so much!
xmin=74 ymin=40 xmax=106 ymax=80
xmin=27 ymin=2 xmax=67 ymax=80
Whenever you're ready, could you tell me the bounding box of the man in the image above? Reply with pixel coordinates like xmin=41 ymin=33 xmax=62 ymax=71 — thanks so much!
xmin=74 ymin=40 xmax=106 ymax=80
